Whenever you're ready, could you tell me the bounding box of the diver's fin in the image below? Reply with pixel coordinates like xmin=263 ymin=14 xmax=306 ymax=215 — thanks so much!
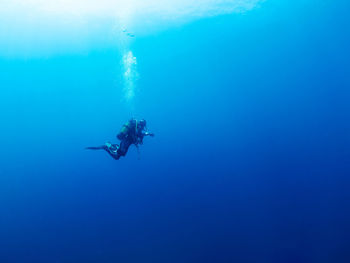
xmin=86 ymin=145 xmax=108 ymax=150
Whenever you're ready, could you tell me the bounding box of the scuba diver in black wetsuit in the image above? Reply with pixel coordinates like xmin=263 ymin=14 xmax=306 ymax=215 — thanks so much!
xmin=86 ymin=119 xmax=154 ymax=160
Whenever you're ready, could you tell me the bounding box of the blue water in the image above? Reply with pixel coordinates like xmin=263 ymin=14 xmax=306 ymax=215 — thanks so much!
xmin=1 ymin=0 xmax=349 ymax=262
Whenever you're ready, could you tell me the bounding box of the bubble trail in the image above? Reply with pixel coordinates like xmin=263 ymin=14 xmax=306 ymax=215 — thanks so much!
xmin=122 ymin=50 xmax=138 ymax=101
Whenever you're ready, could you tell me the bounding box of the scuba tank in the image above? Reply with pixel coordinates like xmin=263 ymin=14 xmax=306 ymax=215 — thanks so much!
xmin=117 ymin=119 xmax=137 ymax=141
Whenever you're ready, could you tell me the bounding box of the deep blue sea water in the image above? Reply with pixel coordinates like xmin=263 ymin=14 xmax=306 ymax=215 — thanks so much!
xmin=0 ymin=0 xmax=349 ymax=262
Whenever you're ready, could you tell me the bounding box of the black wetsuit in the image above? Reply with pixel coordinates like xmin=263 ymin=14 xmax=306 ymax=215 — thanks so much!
xmin=86 ymin=119 xmax=153 ymax=160
xmin=116 ymin=135 xmax=134 ymax=158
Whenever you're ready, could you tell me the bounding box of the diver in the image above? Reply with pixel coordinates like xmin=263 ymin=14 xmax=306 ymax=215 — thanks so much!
xmin=86 ymin=119 xmax=154 ymax=160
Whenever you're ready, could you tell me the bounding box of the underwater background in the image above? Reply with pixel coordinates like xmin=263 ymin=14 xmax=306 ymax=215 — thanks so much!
xmin=0 ymin=0 xmax=349 ymax=262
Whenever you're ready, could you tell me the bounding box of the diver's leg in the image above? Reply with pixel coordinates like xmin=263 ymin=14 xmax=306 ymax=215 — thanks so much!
xmin=105 ymin=150 xmax=121 ymax=160
xmin=117 ymin=139 xmax=132 ymax=158
xmin=104 ymin=143 xmax=120 ymax=160
xmin=86 ymin=141 xmax=117 ymax=150
xmin=86 ymin=142 xmax=120 ymax=160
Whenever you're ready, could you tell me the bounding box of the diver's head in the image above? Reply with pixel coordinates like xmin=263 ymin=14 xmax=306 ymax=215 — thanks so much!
xmin=138 ymin=119 xmax=147 ymax=129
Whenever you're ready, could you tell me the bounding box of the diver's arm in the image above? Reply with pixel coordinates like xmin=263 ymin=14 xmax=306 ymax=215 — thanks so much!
xmin=143 ymin=131 xmax=155 ymax=137
xmin=135 ymin=131 xmax=154 ymax=145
